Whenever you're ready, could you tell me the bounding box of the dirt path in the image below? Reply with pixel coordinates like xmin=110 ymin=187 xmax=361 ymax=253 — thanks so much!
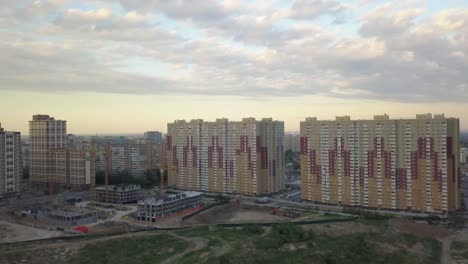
xmin=0 ymin=220 xmax=65 ymax=243
xmin=441 ymin=236 xmax=452 ymax=264
xmin=161 ymin=232 xmax=208 ymax=264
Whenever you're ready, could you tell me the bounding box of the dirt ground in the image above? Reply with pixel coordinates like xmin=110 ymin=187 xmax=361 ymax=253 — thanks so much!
xmin=0 ymin=220 xmax=66 ymax=243
xmin=389 ymin=218 xmax=449 ymax=239
xmin=185 ymin=202 xmax=290 ymax=225
xmin=301 ymin=221 xmax=376 ymax=236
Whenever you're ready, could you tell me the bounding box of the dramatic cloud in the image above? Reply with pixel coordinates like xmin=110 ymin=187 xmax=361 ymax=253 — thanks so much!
xmin=0 ymin=0 xmax=467 ymax=102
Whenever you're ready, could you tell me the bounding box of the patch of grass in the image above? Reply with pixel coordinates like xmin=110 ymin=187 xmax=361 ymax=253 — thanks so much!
xmin=67 ymin=234 xmax=189 ymax=264
xmin=173 ymin=223 xmax=440 ymax=264
xmin=452 ymin=241 xmax=468 ymax=251
xmin=426 ymin=239 xmax=442 ymax=263
xmin=67 ymin=222 xmax=443 ymax=264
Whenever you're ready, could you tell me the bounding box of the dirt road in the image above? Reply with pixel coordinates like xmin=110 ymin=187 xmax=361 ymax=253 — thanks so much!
xmin=0 ymin=220 xmax=65 ymax=243
xmin=161 ymin=233 xmax=208 ymax=264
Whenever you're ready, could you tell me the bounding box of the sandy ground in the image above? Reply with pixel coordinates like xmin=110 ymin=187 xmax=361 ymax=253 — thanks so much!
xmin=302 ymin=221 xmax=375 ymax=236
xmin=389 ymin=218 xmax=449 ymax=239
xmin=185 ymin=202 xmax=289 ymax=225
xmin=0 ymin=220 xmax=65 ymax=243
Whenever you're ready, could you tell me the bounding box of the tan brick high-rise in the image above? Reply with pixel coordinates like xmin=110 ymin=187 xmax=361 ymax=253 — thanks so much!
xmin=29 ymin=115 xmax=66 ymax=187
xmin=167 ymin=118 xmax=284 ymax=195
xmin=300 ymin=114 xmax=460 ymax=214
xmin=29 ymin=115 xmax=94 ymax=192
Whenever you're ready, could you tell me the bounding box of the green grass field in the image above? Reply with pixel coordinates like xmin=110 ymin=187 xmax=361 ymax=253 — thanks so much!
xmin=66 ymin=221 xmax=442 ymax=264
xmin=66 ymin=234 xmax=189 ymax=264
xmin=173 ymin=222 xmax=441 ymax=264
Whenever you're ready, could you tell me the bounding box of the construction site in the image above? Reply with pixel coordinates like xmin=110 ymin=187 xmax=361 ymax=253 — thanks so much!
xmin=94 ymin=184 xmax=141 ymax=204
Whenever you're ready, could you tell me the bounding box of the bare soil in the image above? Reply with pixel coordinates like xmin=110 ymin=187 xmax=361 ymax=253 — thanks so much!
xmin=0 ymin=220 xmax=66 ymax=243
xmin=389 ymin=218 xmax=449 ymax=239
xmin=302 ymin=221 xmax=375 ymax=236
xmin=185 ymin=202 xmax=289 ymax=225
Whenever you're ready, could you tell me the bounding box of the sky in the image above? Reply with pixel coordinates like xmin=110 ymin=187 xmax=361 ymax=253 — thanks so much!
xmin=0 ymin=0 xmax=467 ymax=134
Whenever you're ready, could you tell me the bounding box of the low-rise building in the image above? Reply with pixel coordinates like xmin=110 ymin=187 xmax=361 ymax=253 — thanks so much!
xmin=137 ymin=191 xmax=203 ymax=222
xmin=94 ymin=184 xmax=141 ymax=204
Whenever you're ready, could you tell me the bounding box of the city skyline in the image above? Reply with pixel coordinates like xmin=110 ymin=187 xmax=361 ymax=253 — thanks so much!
xmin=2 ymin=110 xmax=468 ymax=135
xmin=1 ymin=0 xmax=468 ymax=133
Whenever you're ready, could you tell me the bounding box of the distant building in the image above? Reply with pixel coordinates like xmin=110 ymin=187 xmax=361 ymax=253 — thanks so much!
xmin=29 ymin=114 xmax=66 ymax=188
xmin=300 ymin=114 xmax=460 ymax=214
xmin=110 ymin=146 xmax=125 ymax=173
xmin=96 ymin=141 xmax=146 ymax=176
xmin=29 ymin=115 xmax=94 ymax=192
xmin=461 ymin=147 xmax=468 ymax=164
xmin=145 ymin=139 xmax=167 ymax=170
xmin=144 ymin=131 xmax=162 ymax=144
xmin=167 ymin=118 xmax=285 ymax=195
xmin=0 ymin=123 xmax=22 ymax=198
xmin=125 ymin=141 xmax=143 ymax=175
xmin=94 ymin=184 xmax=141 ymax=204
xmin=285 ymin=133 xmax=300 ymax=152
xmin=21 ymin=140 xmax=30 ymax=168
xmin=137 ymin=191 xmax=203 ymax=222
xmin=49 ymin=149 xmax=95 ymax=190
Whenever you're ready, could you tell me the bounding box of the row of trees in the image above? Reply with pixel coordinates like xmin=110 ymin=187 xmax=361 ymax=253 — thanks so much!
xmin=285 ymin=149 xmax=300 ymax=170
xmin=95 ymin=169 xmax=167 ymax=188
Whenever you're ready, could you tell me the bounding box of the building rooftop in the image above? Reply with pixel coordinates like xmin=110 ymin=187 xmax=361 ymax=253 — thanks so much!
xmin=95 ymin=184 xmax=141 ymax=192
xmin=302 ymin=113 xmax=456 ymax=122
xmin=138 ymin=191 xmax=202 ymax=206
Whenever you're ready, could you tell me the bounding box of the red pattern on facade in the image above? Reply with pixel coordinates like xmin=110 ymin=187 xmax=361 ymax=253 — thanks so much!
xmin=167 ymin=136 xmax=172 ymax=151
xmin=396 ymin=168 xmax=407 ymax=189
xmin=300 ymin=137 xmax=307 ymax=155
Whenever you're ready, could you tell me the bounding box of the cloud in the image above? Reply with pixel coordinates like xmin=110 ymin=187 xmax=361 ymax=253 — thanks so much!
xmin=0 ymin=0 xmax=467 ymax=103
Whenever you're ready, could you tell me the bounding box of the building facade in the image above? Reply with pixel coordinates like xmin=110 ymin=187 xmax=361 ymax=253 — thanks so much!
xmin=49 ymin=149 xmax=95 ymax=189
xmin=29 ymin=115 xmax=67 ymax=187
xmin=285 ymin=133 xmax=300 ymax=152
xmin=137 ymin=191 xmax=202 ymax=222
xmin=0 ymin=124 xmax=22 ymax=198
xmin=300 ymin=114 xmax=460 ymax=214
xmin=124 ymin=142 xmax=143 ymax=175
xmin=167 ymin=118 xmax=284 ymax=195
xmin=144 ymin=131 xmax=162 ymax=144
xmin=461 ymin=147 xmax=468 ymax=164
xmin=29 ymin=115 xmax=94 ymax=192
xmin=94 ymin=184 xmax=141 ymax=204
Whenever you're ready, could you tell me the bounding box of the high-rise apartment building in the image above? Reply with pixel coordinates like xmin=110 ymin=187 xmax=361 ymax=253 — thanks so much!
xmin=29 ymin=115 xmax=66 ymax=187
xmin=29 ymin=115 xmax=94 ymax=192
xmin=0 ymin=124 xmax=22 ymax=198
xmin=49 ymin=149 xmax=95 ymax=189
xmin=167 ymin=118 xmax=284 ymax=195
xmin=144 ymin=131 xmax=162 ymax=144
xmin=300 ymin=114 xmax=460 ymax=214
xmin=285 ymin=133 xmax=300 ymax=152
xmin=125 ymin=141 xmax=143 ymax=175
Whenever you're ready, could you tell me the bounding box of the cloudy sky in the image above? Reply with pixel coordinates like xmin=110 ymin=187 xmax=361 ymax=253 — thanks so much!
xmin=0 ymin=0 xmax=467 ymax=134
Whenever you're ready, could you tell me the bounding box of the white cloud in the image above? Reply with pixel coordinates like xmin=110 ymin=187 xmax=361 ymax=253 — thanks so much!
xmin=0 ymin=0 xmax=467 ymax=103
